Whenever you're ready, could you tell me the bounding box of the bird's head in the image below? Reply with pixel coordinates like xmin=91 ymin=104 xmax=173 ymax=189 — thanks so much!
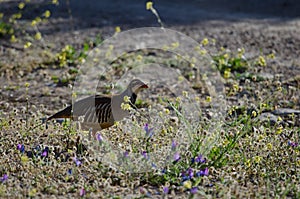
xmin=128 ymin=79 xmax=148 ymax=94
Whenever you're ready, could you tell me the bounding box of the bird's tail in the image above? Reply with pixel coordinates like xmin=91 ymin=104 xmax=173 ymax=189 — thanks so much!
xmin=47 ymin=105 xmax=72 ymax=120
xmin=27 ymin=105 xmax=73 ymax=132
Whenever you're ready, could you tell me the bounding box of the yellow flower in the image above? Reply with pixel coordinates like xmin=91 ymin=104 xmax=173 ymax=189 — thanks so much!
xmin=218 ymin=58 xmax=225 ymax=66
xmin=211 ymin=38 xmax=216 ymax=44
xmin=18 ymin=2 xmax=25 ymax=9
xmin=31 ymin=17 xmax=41 ymax=26
xmin=258 ymin=134 xmax=265 ymax=141
xmin=0 ymin=13 xmax=4 ymax=19
xmin=297 ymin=159 xmax=300 ymax=167
xmin=28 ymin=188 xmax=37 ymax=197
xmin=136 ymin=54 xmax=143 ymax=61
xmin=182 ymin=91 xmax=188 ymax=98
xmin=254 ymin=156 xmax=261 ymax=164
xmin=245 ymin=159 xmax=251 ymax=167
xmin=43 ymin=10 xmax=51 ymax=18
xmin=35 ymin=17 xmax=41 ymax=23
xmin=24 ymin=41 xmax=32 ymax=49
xmin=260 ymin=103 xmax=267 ymax=108
xmin=12 ymin=13 xmax=22 ymax=19
xmin=123 ymin=96 xmax=130 ymax=103
xmin=159 ymin=111 xmax=163 ymax=117
xmin=222 ymin=139 xmax=229 ymax=146
xmin=115 ymin=26 xmax=121 ymax=33
xmin=277 ymin=86 xmax=282 ymax=92
xmin=178 ymin=76 xmax=184 ymax=82
xmin=258 ymin=55 xmax=266 ymax=67
xmin=171 ymin=42 xmax=179 ymax=48
xmin=35 ymin=32 xmax=42 ymax=40
xmin=251 ymin=110 xmax=257 ymax=117
xmin=31 ymin=19 xmax=37 ymax=26
xmin=266 ymin=143 xmax=272 ymax=150
xmin=205 ymin=96 xmax=211 ymax=103
xmin=183 ymin=180 xmax=192 ymax=189
xmin=233 ymin=83 xmax=239 ymax=91
xmin=200 ymin=49 xmax=207 ymax=55
xmin=267 ymin=53 xmax=275 ymax=59
xmin=164 ymin=108 xmax=170 ymax=115
xmin=237 ymin=48 xmax=245 ymax=57
xmin=72 ymin=92 xmax=77 ymax=98
xmin=21 ymin=155 xmax=29 ymax=163
xmin=121 ymin=103 xmax=132 ymax=111
xmin=276 ymin=126 xmax=283 ymax=134
xmin=194 ymin=46 xmax=201 ymax=51
xmin=10 ymin=35 xmax=17 ymax=43
xmin=224 ymin=70 xmax=231 ymax=79
xmin=146 ymin=1 xmax=153 ymax=10
xmin=201 ymin=38 xmax=209 ymax=46
xmin=52 ymin=0 xmax=59 ymax=5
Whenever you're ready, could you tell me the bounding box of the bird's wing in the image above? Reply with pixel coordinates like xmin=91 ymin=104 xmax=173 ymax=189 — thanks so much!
xmin=73 ymin=95 xmax=112 ymax=124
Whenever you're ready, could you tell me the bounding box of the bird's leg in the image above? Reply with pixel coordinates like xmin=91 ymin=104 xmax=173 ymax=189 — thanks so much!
xmin=88 ymin=128 xmax=93 ymax=141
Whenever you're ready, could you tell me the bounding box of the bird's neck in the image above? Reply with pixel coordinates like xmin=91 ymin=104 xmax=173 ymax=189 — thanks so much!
xmin=130 ymin=93 xmax=137 ymax=104
xmin=119 ymin=88 xmax=136 ymax=103
xmin=111 ymin=88 xmax=136 ymax=121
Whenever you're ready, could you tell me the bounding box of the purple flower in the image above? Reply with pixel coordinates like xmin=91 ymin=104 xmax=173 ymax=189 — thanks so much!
xmin=73 ymin=157 xmax=81 ymax=166
xmin=42 ymin=147 xmax=49 ymax=157
xmin=182 ymin=176 xmax=190 ymax=181
xmin=288 ymin=141 xmax=298 ymax=148
xmin=163 ymin=186 xmax=169 ymax=194
xmin=144 ymin=124 xmax=155 ymax=138
xmin=195 ymin=155 xmax=206 ymax=164
xmin=190 ymin=187 xmax=198 ymax=194
xmin=187 ymin=168 xmax=194 ymax=178
xmin=140 ymin=187 xmax=146 ymax=194
xmin=67 ymin=169 xmax=72 ymax=175
xmin=196 ymin=168 xmax=209 ymax=177
xmin=124 ymin=151 xmax=129 ymax=158
xmin=79 ymin=188 xmax=85 ymax=197
xmin=96 ymin=133 xmax=103 ymax=142
xmin=141 ymin=151 xmax=148 ymax=159
xmin=42 ymin=151 xmax=48 ymax=157
xmin=181 ymin=170 xmax=186 ymax=177
xmin=0 ymin=174 xmax=8 ymax=183
xmin=174 ymin=152 xmax=180 ymax=162
xmin=171 ymin=140 xmax=178 ymax=150
xmin=17 ymin=144 xmax=25 ymax=153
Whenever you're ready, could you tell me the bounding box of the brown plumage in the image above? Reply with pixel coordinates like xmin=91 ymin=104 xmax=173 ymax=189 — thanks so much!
xmin=47 ymin=79 xmax=148 ymax=131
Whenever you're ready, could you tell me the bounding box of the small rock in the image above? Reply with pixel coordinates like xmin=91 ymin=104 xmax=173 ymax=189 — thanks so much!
xmin=272 ymin=108 xmax=300 ymax=116
xmin=257 ymin=112 xmax=279 ymax=125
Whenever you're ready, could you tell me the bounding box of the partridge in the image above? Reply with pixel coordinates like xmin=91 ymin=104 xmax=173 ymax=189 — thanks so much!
xmin=47 ymin=79 xmax=148 ymax=132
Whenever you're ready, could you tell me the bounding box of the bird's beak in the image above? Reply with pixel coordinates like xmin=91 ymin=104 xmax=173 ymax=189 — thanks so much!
xmin=141 ymin=84 xmax=148 ymax=89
